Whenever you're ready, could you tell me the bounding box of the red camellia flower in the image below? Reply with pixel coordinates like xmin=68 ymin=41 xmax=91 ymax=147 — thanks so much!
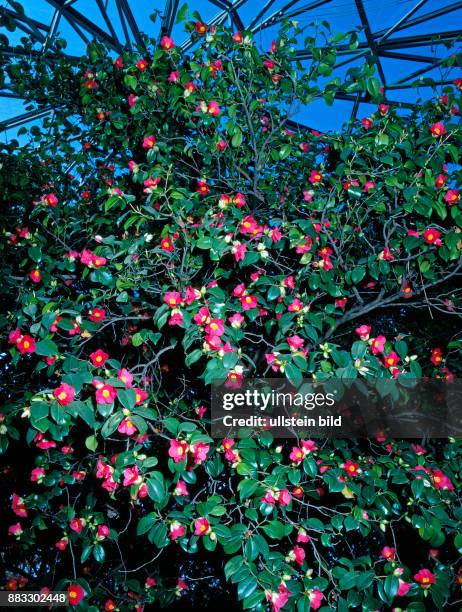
xmin=435 ymin=174 xmax=446 ymax=188
xmin=164 ymin=291 xmax=182 ymax=307
xmin=344 ymin=460 xmax=359 ymax=476
xmin=430 ymin=122 xmax=446 ymax=137
xmin=423 ymin=228 xmax=442 ymax=245
xmin=114 ymin=56 xmax=123 ymax=69
xmin=53 ymin=383 xmax=75 ymax=406
xmin=361 ymin=117 xmax=373 ymax=130
xmin=17 ymin=335 xmax=36 ymax=355
xmin=414 ymin=569 xmax=436 ymax=588
xmin=161 ymin=237 xmax=174 ymax=252
xmin=232 ymin=31 xmax=243 ymax=43
xmin=136 ymin=58 xmax=147 ymax=71
xmin=11 ymin=494 xmax=27 ymax=517
xmin=196 ymin=179 xmax=210 ymax=196
xmin=134 ymin=388 xmax=148 ymax=405
xmin=309 ymin=169 xmax=322 ymax=184
xmin=160 ymin=36 xmax=175 ymax=50
xmin=194 ymin=517 xmax=210 ymax=536
xmin=308 ymin=589 xmax=324 ymax=610
xmin=381 ymin=546 xmax=396 ymax=561
xmin=104 ymin=600 xmax=116 ymax=611
xmin=240 ymin=295 xmax=258 ymax=310
xmin=90 ymin=349 xmax=109 ymax=367
xmin=41 ymin=193 xmax=58 ymax=207
xmin=29 ymin=269 xmax=41 ymax=283
xmin=195 ymin=21 xmax=207 ymax=34
xmin=95 ymin=384 xmax=117 ymax=404
xmin=444 ymin=189 xmax=460 ymax=205
xmin=68 ymin=583 xmax=85 ymax=606
xmin=88 ymin=308 xmax=106 ymax=322
xmin=384 ymin=352 xmax=400 ymax=368
xmin=169 ymin=439 xmax=189 ymax=463
xmin=207 ymin=101 xmax=221 ymax=117
xmin=431 ymin=347 xmax=443 ymax=366
xmin=378 ymin=103 xmax=389 ymax=116
xmin=142 ymin=135 xmax=156 ymax=149
xmin=169 ymin=521 xmax=186 ymax=540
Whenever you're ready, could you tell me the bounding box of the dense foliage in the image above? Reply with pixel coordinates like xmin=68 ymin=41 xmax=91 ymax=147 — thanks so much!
xmin=1 ymin=7 xmax=462 ymax=611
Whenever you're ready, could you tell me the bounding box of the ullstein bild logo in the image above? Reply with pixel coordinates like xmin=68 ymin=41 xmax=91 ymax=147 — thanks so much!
xmin=210 ymin=378 xmax=462 ymax=439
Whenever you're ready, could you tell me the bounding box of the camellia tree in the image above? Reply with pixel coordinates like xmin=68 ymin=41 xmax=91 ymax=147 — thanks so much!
xmin=1 ymin=6 xmax=462 ymax=611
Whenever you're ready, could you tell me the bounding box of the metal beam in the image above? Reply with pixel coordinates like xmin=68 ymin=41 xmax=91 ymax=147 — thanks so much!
xmin=251 ymin=0 xmax=331 ymax=32
xmin=355 ymin=0 xmax=386 ymax=86
xmin=96 ymin=0 xmax=123 ymax=52
xmin=159 ymin=0 xmax=180 ymax=38
xmin=392 ymin=56 xmax=450 ymax=85
xmin=44 ymin=0 xmax=119 ymax=49
xmin=295 ymin=30 xmax=462 ymax=59
xmin=115 ymin=0 xmax=145 ymax=50
xmin=374 ymin=2 xmax=462 ymax=41
xmin=380 ymin=51 xmax=441 ymax=63
xmin=0 ymin=106 xmax=56 ymax=131
xmin=376 ymin=0 xmax=428 ymax=45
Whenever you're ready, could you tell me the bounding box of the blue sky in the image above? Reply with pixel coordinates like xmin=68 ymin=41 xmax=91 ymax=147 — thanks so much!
xmin=1 ymin=0 xmax=461 ymax=141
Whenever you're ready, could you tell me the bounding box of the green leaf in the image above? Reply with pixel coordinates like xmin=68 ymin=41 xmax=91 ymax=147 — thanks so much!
xmin=35 ymin=339 xmax=58 ymax=357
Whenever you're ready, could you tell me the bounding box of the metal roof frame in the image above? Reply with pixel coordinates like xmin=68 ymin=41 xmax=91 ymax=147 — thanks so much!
xmin=0 ymin=0 xmax=460 ymax=132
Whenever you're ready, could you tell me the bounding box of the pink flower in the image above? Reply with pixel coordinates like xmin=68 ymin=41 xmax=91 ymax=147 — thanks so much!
xmin=97 ymin=525 xmax=110 ymax=540
xmin=430 ymin=122 xmax=446 ymax=137
xmin=432 ymin=469 xmax=454 ymax=490
xmin=287 ymin=335 xmax=304 ymax=350
xmin=123 ymin=466 xmax=140 ymax=487
xmin=240 ymin=295 xmax=258 ymax=310
xmin=118 ymin=418 xmax=137 ymax=436
xmin=289 ymin=545 xmax=305 ymax=565
xmin=308 ymin=589 xmax=324 ymax=610
xmin=169 ymin=521 xmax=186 ymax=540
xmin=229 ymin=313 xmax=244 ymax=328
xmin=309 ymin=169 xmax=322 ymax=184
xmin=370 ymin=335 xmax=386 ymax=354
xmin=267 ymin=585 xmax=290 ymax=612
xmin=192 ymin=442 xmax=209 ymax=464
xmin=90 ymin=349 xmax=109 ymax=367
xmin=398 ymin=580 xmax=412 ymax=596
xmin=95 ymin=384 xmax=117 ymax=404
xmin=70 ymin=517 xmax=85 ymax=533
xmin=118 ymin=368 xmax=133 ymax=388
xmin=381 ymin=546 xmax=396 ymax=561
xmin=205 ymin=318 xmax=225 ymax=337
xmin=355 ymin=325 xmax=371 ymax=341
xmin=11 ymin=494 xmax=27 ymax=518
xmin=297 ymin=529 xmax=310 ymax=543
xmin=169 ymin=439 xmax=188 ymax=463
xmin=8 ymin=522 xmax=23 ymax=536
xmin=164 ymin=292 xmax=182 ymax=307
xmin=277 ymin=489 xmax=291 ymax=507
xmin=174 ymin=480 xmax=189 ymax=496
xmin=301 ymin=439 xmax=317 ymax=453
xmin=444 ymin=189 xmax=459 ymax=205
xmin=231 ymin=242 xmax=247 ymax=262
xmin=414 ymin=568 xmax=436 ymax=587
xmin=88 ymin=308 xmax=106 ymax=322
xmin=288 ymin=298 xmax=303 ymax=312
xmin=290 ymin=447 xmax=304 ymax=463
xmin=53 ymin=383 xmax=75 ymax=406
xmin=160 ymin=36 xmax=175 ymax=50
xmin=207 ymin=101 xmax=221 ymax=116
xmin=41 ymin=193 xmax=58 ymax=207
xmin=142 ymin=135 xmax=156 ymax=149
xmin=361 ymin=117 xmax=373 ymax=130
xmin=168 ymin=70 xmax=180 ymax=82
xmin=31 ymin=467 xmax=46 ymax=483
xmin=194 ymin=517 xmax=210 ymax=536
